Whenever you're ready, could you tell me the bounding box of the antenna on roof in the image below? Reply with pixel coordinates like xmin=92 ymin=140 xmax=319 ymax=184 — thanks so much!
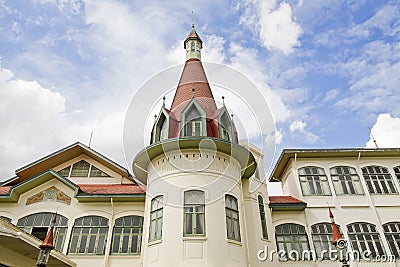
xmin=88 ymin=131 xmax=93 ymax=148
xmin=368 ymin=127 xmax=379 ymax=149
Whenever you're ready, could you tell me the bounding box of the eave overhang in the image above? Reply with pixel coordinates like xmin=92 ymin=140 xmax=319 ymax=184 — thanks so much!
xmin=133 ymin=137 xmax=256 ymax=184
xmin=5 ymin=142 xmax=131 ymax=186
xmin=0 ymin=169 xmax=79 ymax=202
xmin=269 ymin=202 xmax=307 ymax=211
xmin=269 ymin=148 xmax=400 ymax=182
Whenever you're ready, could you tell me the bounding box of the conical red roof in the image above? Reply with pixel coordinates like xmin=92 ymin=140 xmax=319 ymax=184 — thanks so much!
xmin=170 ymin=58 xmax=217 ymax=120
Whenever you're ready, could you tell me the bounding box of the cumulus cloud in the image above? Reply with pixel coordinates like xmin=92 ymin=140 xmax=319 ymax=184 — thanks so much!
xmin=289 ymin=119 xmax=319 ymax=144
xmin=241 ymin=0 xmax=302 ymax=54
xmin=366 ymin=114 xmax=400 ymax=148
xmin=0 ymin=68 xmax=89 ymax=179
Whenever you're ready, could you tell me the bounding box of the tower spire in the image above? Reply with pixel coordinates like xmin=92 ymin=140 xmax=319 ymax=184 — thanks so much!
xmin=184 ymin=13 xmax=203 ymax=61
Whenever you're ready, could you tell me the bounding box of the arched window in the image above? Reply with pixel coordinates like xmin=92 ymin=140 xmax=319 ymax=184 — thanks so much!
xmin=68 ymin=216 xmax=109 ymax=254
xmin=361 ymin=166 xmax=397 ymax=194
xmin=347 ymin=222 xmax=385 ymax=258
xmin=383 ymin=222 xmax=400 ymax=258
xmin=258 ymin=195 xmax=268 ymax=239
xmin=149 ymin=196 xmax=163 ymax=242
xmin=183 ymin=104 xmax=203 ymax=137
xmin=225 ymin=195 xmax=240 ymax=241
xmin=191 ymin=41 xmax=195 ymax=52
xmin=330 ymin=166 xmax=364 ymax=195
xmin=184 ymin=190 xmax=205 ymax=236
xmin=111 ymin=216 xmax=143 ymax=254
xmin=17 ymin=213 xmax=68 ymax=251
xmin=275 ymin=223 xmax=311 ymax=261
xmin=311 ymin=222 xmax=340 ymax=259
xmin=298 ymin=166 xmax=331 ymax=196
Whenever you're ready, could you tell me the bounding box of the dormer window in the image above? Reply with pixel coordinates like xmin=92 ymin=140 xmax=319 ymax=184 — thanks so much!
xmin=160 ymin=119 xmax=168 ymax=140
xmin=181 ymin=101 xmax=206 ymax=137
xmin=152 ymin=111 xmax=169 ymax=143
xmin=218 ymin=110 xmax=233 ymax=141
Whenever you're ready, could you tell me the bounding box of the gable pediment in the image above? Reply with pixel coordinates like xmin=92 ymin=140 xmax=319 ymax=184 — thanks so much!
xmin=3 ymin=142 xmax=132 ymax=186
xmin=26 ymin=186 xmax=71 ymax=205
xmin=0 ymin=170 xmax=79 ymax=202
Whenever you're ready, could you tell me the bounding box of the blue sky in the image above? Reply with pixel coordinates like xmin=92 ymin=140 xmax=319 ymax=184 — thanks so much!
xmin=1 ymin=0 xmax=400 ymax=186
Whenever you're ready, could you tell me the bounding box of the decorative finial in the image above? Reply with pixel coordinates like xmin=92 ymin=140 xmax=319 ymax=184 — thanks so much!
xmin=222 ymin=96 xmax=225 ymax=106
xmin=154 ymin=114 xmax=157 ymax=121
xmin=162 ymin=96 xmax=166 ymax=107
xmin=192 ymin=88 xmax=195 ymax=98
xmin=192 ymin=11 xmax=194 ymax=28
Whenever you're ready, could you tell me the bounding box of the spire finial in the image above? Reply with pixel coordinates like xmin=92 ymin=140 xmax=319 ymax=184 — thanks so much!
xmin=162 ymin=96 xmax=166 ymax=107
xmin=192 ymin=11 xmax=194 ymax=28
xmin=222 ymin=96 xmax=225 ymax=106
xmin=192 ymin=88 xmax=195 ymax=98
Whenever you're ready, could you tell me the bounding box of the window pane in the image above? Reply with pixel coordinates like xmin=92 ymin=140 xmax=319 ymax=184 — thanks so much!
xmin=70 ymin=160 xmax=90 ymax=177
xmin=276 ymin=223 xmax=310 ymax=261
xmin=362 ymin=166 xmax=397 ymax=194
xmin=299 ymin=167 xmax=331 ymax=196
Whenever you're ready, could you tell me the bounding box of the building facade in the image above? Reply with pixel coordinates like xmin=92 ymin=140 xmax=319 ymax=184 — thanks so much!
xmin=0 ymin=25 xmax=399 ymax=267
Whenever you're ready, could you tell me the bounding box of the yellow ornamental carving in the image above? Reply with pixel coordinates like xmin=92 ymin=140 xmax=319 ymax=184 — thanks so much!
xmin=26 ymin=186 xmax=71 ymax=205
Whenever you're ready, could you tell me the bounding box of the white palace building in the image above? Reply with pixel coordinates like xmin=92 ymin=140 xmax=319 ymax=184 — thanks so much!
xmin=0 ymin=24 xmax=400 ymax=267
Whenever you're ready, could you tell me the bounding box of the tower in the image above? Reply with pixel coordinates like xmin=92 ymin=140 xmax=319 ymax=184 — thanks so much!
xmin=133 ymin=23 xmax=256 ymax=267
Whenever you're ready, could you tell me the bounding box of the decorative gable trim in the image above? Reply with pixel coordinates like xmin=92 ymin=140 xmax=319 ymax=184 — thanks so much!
xmin=26 ymin=186 xmax=71 ymax=205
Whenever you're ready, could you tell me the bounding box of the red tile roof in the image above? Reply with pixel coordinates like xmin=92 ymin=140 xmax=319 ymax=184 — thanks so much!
xmin=0 ymin=186 xmax=11 ymax=195
xmin=78 ymin=184 xmax=146 ymax=195
xmin=269 ymin=196 xmax=305 ymax=204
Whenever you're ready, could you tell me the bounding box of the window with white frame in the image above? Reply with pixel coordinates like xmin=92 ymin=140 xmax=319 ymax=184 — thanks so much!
xmin=330 ymin=166 xmax=364 ymax=195
xmin=311 ymin=222 xmax=340 ymax=260
xmin=298 ymin=166 xmax=331 ymax=196
xmin=258 ymin=195 xmax=268 ymax=239
xmin=383 ymin=222 xmax=400 ymax=258
xmin=111 ymin=216 xmax=143 ymax=254
xmin=68 ymin=216 xmax=108 ymax=254
xmin=347 ymin=222 xmax=386 ymax=258
xmin=149 ymin=196 xmax=163 ymax=242
xmin=275 ymin=223 xmax=311 ymax=261
xmin=184 ymin=190 xmax=205 ymax=236
xmin=361 ymin=166 xmax=398 ymax=194
xmin=225 ymin=195 xmax=240 ymax=241
xmin=17 ymin=213 xmax=68 ymax=251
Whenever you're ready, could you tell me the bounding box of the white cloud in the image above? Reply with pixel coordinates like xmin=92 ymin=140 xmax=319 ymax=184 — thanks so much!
xmin=289 ymin=119 xmax=319 ymax=144
xmin=241 ymin=0 xmax=302 ymax=54
xmin=366 ymin=114 xmax=400 ymax=148
xmin=0 ymin=68 xmax=88 ymax=179
xmin=290 ymin=119 xmax=305 ymax=132
xmin=264 ymin=129 xmax=283 ymax=145
xmin=348 ymin=4 xmax=400 ymax=39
